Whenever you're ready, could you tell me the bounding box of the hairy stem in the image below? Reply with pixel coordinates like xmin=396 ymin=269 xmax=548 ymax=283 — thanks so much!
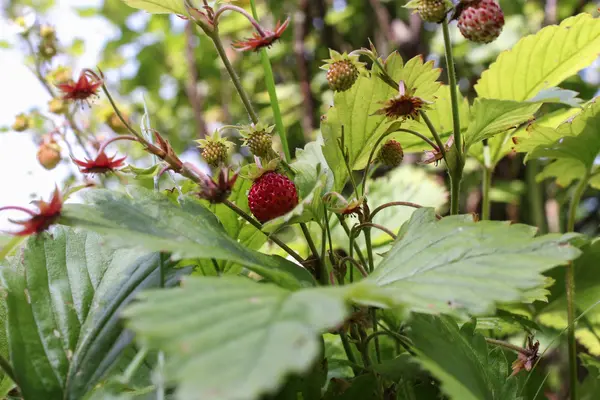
xmin=363 ymin=227 xmax=381 ymax=363
xmin=526 ymin=160 xmax=548 ymax=233
xmin=249 ymin=0 xmax=291 ymax=162
xmin=441 ymin=18 xmax=463 ymax=163
xmin=481 ymin=166 xmax=492 ymax=220
xmin=370 ymin=201 xmax=441 ymax=221
xmin=565 ymin=170 xmax=591 ymax=400
xmin=421 ymin=112 xmax=447 ymax=162
xmin=336 ymin=215 xmax=368 ymax=268
xmin=301 ymin=222 xmax=326 ymax=285
xmin=485 ymin=338 xmax=532 ymax=356
xmin=339 ymin=332 xmax=360 ymax=376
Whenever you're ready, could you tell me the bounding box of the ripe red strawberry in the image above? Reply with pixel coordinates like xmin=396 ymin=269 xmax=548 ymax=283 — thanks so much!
xmin=457 ymin=0 xmax=504 ymax=44
xmin=248 ymin=172 xmax=299 ymax=223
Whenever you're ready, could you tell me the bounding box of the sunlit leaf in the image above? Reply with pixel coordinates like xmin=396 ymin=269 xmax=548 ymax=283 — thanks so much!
xmin=475 ymin=14 xmax=600 ymax=101
xmin=121 ymin=0 xmax=186 ymax=15
xmin=322 ymin=53 xmax=441 ymax=190
xmin=463 ymin=99 xmax=540 ymax=149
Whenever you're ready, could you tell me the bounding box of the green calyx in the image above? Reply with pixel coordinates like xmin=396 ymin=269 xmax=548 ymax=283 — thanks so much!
xmin=196 ymin=130 xmax=234 ymax=168
xmin=321 ymin=50 xmax=366 ymax=92
xmin=240 ymin=123 xmax=277 ymax=160
xmin=405 ymin=0 xmax=451 ymax=23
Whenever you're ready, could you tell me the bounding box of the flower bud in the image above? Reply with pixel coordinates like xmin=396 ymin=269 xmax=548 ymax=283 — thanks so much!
xmin=106 ymin=112 xmax=129 ymax=134
xmin=39 ymin=40 xmax=57 ymax=59
xmin=12 ymin=113 xmax=31 ymax=132
xmin=39 ymin=24 xmax=56 ymax=40
xmin=48 ymin=98 xmax=67 ymax=114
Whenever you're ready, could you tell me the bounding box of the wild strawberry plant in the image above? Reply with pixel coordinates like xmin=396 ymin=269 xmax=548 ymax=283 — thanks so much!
xmin=1 ymin=1 xmax=600 ymax=399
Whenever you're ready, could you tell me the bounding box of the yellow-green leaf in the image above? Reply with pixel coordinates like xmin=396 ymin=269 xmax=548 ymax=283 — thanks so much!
xmin=475 ymin=14 xmax=600 ymax=101
xmin=121 ymin=0 xmax=186 ymax=15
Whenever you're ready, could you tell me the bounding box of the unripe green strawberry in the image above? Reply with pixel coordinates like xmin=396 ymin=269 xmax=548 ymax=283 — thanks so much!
xmin=241 ymin=123 xmax=275 ymax=159
xmin=457 ymin=0 xmax=505 ymax=44
xmin=417 ymin=0 xmax=449 ymax=23
xmin=377 ymin=140 xmax=404 ymax=167
xmin=327 ymin=60 xmax=359 ymax=92
xmin=321 ymin=50 xmax=365 ymax=93
xmin=196 ymin=131 xmax=232 ymax=168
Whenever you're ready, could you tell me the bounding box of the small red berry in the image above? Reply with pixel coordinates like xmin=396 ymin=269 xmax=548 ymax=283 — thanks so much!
xmin=248 ymin=172 xmax=299 ymax=223
xmin=457 ymin=0 xmax=505 ymax=44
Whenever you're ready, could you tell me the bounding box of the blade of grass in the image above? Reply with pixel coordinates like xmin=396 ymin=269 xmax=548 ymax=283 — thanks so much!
xmin=248 ymin=0 xmax=291 ymax=162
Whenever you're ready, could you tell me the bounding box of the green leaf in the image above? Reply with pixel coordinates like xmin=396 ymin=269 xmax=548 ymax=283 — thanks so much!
xmin=351 ymin=208 xmax=580 ymax=315
xmin=408 ymin=315 xmax=521 ymax=400
xmin=0 ymin=228 xmax=190 ymax=400
xmin=292 ymin=135 xmax=334 ymax=197
xmin=520 ymin=100 xmax=600 ymax=186
xmin=322 ymin=53 xmax=441 ymax=190
xmin=366 ymin=165 xmax=447 ymax=245
xmin=121 ymin=0 xmax=186 ymax=15
xmin=472 ymin=106 xmax=582 ymax=167
xmin=124 ymin=276 xmax=349 ymax=400
xmin=475 ymin=14 xmax=600 ymax=101
xmin=463 ymin=99 xmax=540 ymax=149
xmin=60 ymin=187 xmax=314 ymax=289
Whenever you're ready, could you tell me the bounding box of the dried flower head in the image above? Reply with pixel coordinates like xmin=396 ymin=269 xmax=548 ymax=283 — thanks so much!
xmin=421 ymin=135 xmax=454 ymax=165
xmin=511 ymin=337 xmax=540 ymax=376
xmin=0 ymin=188 xmax=63 ymax=236
xmin=233 ymin=18 xmax=290 ymax=52
xmin=374 ymin=81 xmax=431 ymax=121
xmin=56 ymin=70 xmax=103 ymax=107
xmin=197 ymin=168 xmax=239 ymax=204
xmin=73 ymin=151 xmax=126 ymax=174
xmin=323 ymin=192 xmax=365 ymax=219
